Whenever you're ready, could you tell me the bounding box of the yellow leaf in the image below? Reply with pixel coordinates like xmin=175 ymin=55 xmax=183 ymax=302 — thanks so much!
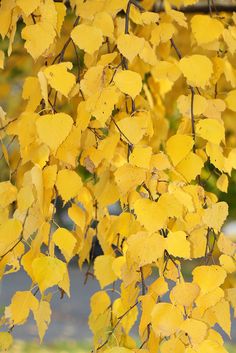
xmin=160 ymin=337 xmax=185 ymax=353
xmin=195 ymin=287 xmax=224 ymax=313
xmin=197 ymin=339 xmax=228 ymax=353
xmin=17 ymin=185 xmax=34 ymax=212
xmin=86 ymin=86 xmax=120 ymax=125
xmin=16 ymin=0 xmax=40 ymax=16
xmin=56 ymin=169 xmax=82 ymax=202
xmin=133 ymin=198 xmax=167 ymax=232
xmin=166 ymin=134 xmax=194 ymax=166
xmin=36 ymin=113 xmax=73 ymax=152
xmin=148 ymin=276 xmax=169 ymax=299
xmin=192 ymin=265 xmax=227 ymax=294
xmin=0 ymin=219 xmax=22 ymax=257
xmin=127 ymin=231 xmax=165 ymax=267
xmin=179 ymin=55 xmax=213 ymax=88
xmin=114 ymin=164 xmax=146 ymax=195
xmin=196 ymin=118 xmax=225 ymax=144
xmin=151 ymin=23 xmax=175 ymax=46
xmin=129 ymin=145 xmax=152 ymax=169
xmin=117 ymin=33 xmax=144 ymax=62
xmin=68 ymin=204 xmax=86 ymax=231
xmin=219 ymin=254 xmax=236 ymax=273
xmin=32 ymin=255 xmax=67 ymax=292
xmin=202 ymin=202 xmax=228 ymax=232
xmin=170 ymin=282 xmax=200 ymax=307
xmin=166 ymin=231 xmax=190 ymax=258
xmin=151 ymin=302 xmax=183 ymax=337
xmin=217 ymin=233 xmax=236 ymax=257
xmin=114 ymin=70 xmax=142 ymax=99
xmin=175 ymin=152 xmax=203 ymax=182
xmin=225 ymin=89 xmax=236 ymax=112
xmin=5 ymin=291 xmax=38 ymax=325
xmin=52 ymin=228 xmax=77 ymax=262
xmin=212 ymin=299 xmax=231 ymax=337
xmin=0 ymin=50 xmax=5 ymax=69
xmin=181 ymin=318 xmax=208 ymax=344
xmin=0 ymin=181 xmax=17 ymax=208
xmin=21 ymin=22 xmax=56 ymax=60
xmin=216 ymin=174 xmax=228 ymax=193
xmin=71 ymin=24 xmax=103 ymax=54
xmin=228 ymin=148 xmax=236 ymax=169
xmin=93 ymin=12 xmax=114 ymax=38
xmin=0 ymin=332 xmax=13 ymax=351
xmin=139 ymin=40 xmax=158 ymax=66
xmin=34 ymin=300 xmax=51 ymax=342
xmin=94 ymin=255 xmax=117 ymax=288
xmin=191 ymin=15 xmax=224 ymax=45
xmin=43 ymin=62 xmax=76 ymax=97
xmin=115 ymin=116 xmax=145 ymax=144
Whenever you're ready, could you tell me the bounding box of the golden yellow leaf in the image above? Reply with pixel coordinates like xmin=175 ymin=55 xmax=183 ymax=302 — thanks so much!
xmin=139 ymin=41 xmax=158 ymax=66
xmin=179 ymin=55 xmax=213 ymax=88
xmin=34 ymin=300 xmax=51 ymax=342
xmin=195 ymin=287 xmax=224 ymax=313
xmin=219 ymin=254 xmax=235 ymax=273
xmin=129 ymin=145 xmax=152 ymax=169
xmin=52 ymin=228 xmax=77 ymax=262
xmin=181 ymin=318 xmax=208 ymax=344
xmin=133 ymin=198 xmax=167 ymax=232
xmin=170 ymin=282 xmax=200 ymax=307
xmin=16 ymin=0 xmax=40 ymax=16
xmin=151 ymin=23 xmax=175 ymax=46
xmin=17 ymin=185 xmax=34 ymax=212
xmin=191 ymin=15 xmax=224 ymax=45
xmin=21 ymin=22 xmax=56 ymax=60
xmin=166 ymin=231 xmax=190 ymax=259
xmin=56 ymin=169 xmax=82 ymax=202
xmin=160 ymin=337 xmax=185 ymax=353
xmin=114 ymin=164 xmax=146 ymax=195
xmin=114 ymin=70 xmax=142 ymax=99
xmin=0 ymin=219 xmax=22 ymax=257
xmin=175 ymin=152 xmax=203 ymax=182
xmin=216 ymin=174 xmax=228 ymax=193
xmin=0 ymin=50 xmax=5 ymax=69
xmin=5 ymin=291 xmax=38 ymax=325
xmin=225 ymin=89 xmax=236 ymax=112
xmin=212 ymin=299 xmax=231 ymax=337
xmin=93 ymin=12 xmax=114 ymax=38
xmin=0 ymin=181 xmax=17 ymax=208
xmin=43 ymin=62 xmax=76 ymax=97
xmin=217 ymin=233 xmax=236 ymax=257
xmin=115 ymin=116 xmax=145 ymax=144
xmin=32 ymin=255 xmax=67 ymax=292
xmin=197 ymin=339 xmax=228 ymax=353
xmin=166 ymin=134 xmax=194 ymax=166
xmin=117 ymin=33 xmax=144 ymax=62
xmin=36 ymin=113 xmax=73 ymax=152
xmin=196 ymin=119 xmax=225 ymax=144
xmin=193 ymin=265 xmax=227 ymax=294
xmin=68 ymin=204 xmax=86 ymax=231
xmin=202 ymin=202 xmax=228 ymax=232
xmin=0 ymin=332 xmax=13 ymax=351
xmin=71 ymin=24 xmax=103 ymax=54
xmin=127 ymin=231 xmax=165 ymax=267
xmin=94 ymin=255 xmax=117 ymax=288
xmin=151 ymin=302 xmax=183 ymax=337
